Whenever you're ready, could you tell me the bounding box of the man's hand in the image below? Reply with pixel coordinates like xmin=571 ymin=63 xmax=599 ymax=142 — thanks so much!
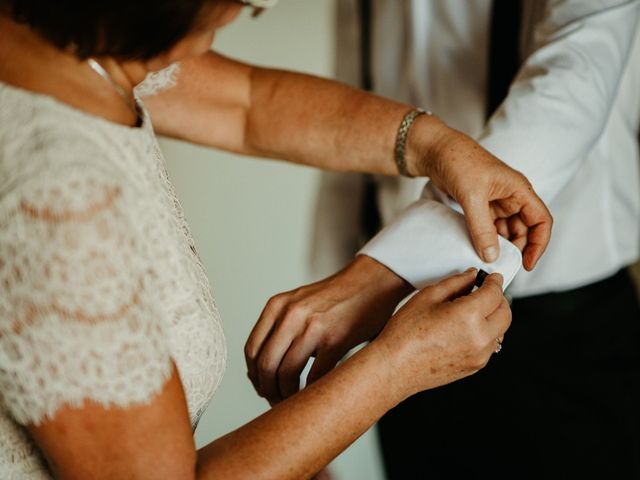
xmin=246 ymin=264 xmax=511 ymax=406
xmin=244 ymin=256 xmax=412 ymax=405
xmin=408 ymin=121 xmax=553 ymax=271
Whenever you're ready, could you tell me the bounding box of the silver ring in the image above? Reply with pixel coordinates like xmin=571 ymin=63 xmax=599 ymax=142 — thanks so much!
xmin=494 ymin=339 xmax=503 ymax=354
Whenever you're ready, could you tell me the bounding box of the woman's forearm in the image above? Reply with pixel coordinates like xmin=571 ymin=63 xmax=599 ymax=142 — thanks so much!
xmin=242 ymin=65 xmax=446 ymax=176
xmin=144 ymin=51 xmax=552 ymax=268
xmin=145 ymin=51 xmax=447 ymax=176
xmin=196 ymin=344 xmax=399 ymax=480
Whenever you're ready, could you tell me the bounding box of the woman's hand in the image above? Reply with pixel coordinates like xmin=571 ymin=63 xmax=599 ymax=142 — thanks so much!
xmin=245 ymin=255 xmax=412 ymax=405
xmin=407 ymin=120 xmax=552 ymax=271
xmin=372 ymin=269 xmax=511 ymax=400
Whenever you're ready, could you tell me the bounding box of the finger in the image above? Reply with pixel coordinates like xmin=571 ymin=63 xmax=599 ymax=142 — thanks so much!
xmin=255 ymin=309 xmax=306 ymax=403
xmin=306 ymin=350 xmax=346 ymax=386
xmin=517 ymin=194 xmax=553 ymax=271
xmin=277 ymin=328 xmax=322 ymax=399
xmin=495 ymin=218 xmax=509 ymax=239
xmin=507 ymin=215 xmax=528 ymax=252
xmin=485 ymin=296 xmax=512 ymax=340
xmin=459 ymin=194 xmax=500 ymax=263
xmin=523 ymin=221 xmax=552 ymax=271
xmin=245 ymin=297 xmax=286 ymax=391
xmin=458 ymin=272 xmax=504 ymax=317
xmin=420 ymin=268 xmax=478 ymax=304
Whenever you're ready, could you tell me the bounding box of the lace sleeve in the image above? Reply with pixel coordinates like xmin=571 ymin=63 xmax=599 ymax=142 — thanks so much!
xmin=135 ymin=63 xmax=181 ymax=97
xmin=0 ymin=165 xmax=173 ymax=426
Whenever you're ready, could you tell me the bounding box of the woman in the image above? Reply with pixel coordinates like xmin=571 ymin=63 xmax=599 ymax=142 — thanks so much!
xmin=0 ymin=1 xmax=544 ymax=478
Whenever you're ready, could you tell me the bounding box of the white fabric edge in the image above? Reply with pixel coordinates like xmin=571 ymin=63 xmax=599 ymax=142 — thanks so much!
xmin=358 ymin=199 xmax=523 ymax=292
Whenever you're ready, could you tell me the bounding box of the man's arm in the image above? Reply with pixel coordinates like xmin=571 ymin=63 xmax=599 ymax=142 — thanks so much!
xmin=361 ymin=0 xmax=639 ymax=284
xmin=479 ymin=0 xmax=640 ymax=201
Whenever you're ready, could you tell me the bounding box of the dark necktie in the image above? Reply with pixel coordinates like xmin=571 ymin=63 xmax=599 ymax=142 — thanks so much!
xmin=358 ymin=0 xmax=382 ymax=240
xmin=486 ymin=0 xmax=524 ymax=119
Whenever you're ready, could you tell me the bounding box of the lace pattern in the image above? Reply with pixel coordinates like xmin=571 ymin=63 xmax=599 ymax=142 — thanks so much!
xmin=0 ymin=80 xmax=226 ymax=478
xmin=0 ymin=165 xmax=174 ymax=425
xmin=135 ymin=63 xmax=181 ymax=97
xmin=0 ymin=415 xmax=49 ymax=479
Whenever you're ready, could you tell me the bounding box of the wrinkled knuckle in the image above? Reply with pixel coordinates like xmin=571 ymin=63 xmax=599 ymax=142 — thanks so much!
xmin=465 ymin=309 xmax=482 ymax=327
xmin=470 ymin=331 xmax=487 ymax=352
xmin=464 ymin=321 xmax=487 ymax=347
xmin=257 ymin=356 xmax=275 ymax=375
xmin=244 ymin=343 xmax=256 ymax=361
xmin=458 ymin=314 xmax=475 ymax=334
xmin=285 ymin=302 xmax=311 ymax=320
xmin=304 ymin=315 xmax=325 ymax=336
xmin=267 ymin=293 xmax=288 ymax=310
xmin=320 ymin=330 xmax=341 ymax=350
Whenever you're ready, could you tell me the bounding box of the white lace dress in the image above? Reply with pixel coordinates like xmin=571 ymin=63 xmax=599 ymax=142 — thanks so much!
xmin=0 ymin=66 xmax=226 ymax=478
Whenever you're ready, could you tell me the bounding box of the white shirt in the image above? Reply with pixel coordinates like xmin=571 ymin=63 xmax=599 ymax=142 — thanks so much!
xmin=319 ymin=0 xmax=640 ymax=297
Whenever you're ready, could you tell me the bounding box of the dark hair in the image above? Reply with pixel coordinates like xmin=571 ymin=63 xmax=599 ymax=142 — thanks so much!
xmin=3 ymin=0 xmax=220 ymax=60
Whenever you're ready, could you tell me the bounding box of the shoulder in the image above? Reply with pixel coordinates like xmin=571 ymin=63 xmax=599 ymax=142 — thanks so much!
xmin=0 ymin=82 xmax=143 ymax=202
xmin=0 ymin=88 xmax=144 ymax=222
xmin=0 ymin=102 xmax=147 ymax=295
xmin=0 ymin=87 xmax=174 ymax=428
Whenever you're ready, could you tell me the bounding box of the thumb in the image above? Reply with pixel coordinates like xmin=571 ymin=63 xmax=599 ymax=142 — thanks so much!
xmin=460 ymin=195 xmax=500 ymax=263
xmin=461 ymin=272 xmax=505 ymax=317
xmin=422 ymin=268 xmax=478 ymax=303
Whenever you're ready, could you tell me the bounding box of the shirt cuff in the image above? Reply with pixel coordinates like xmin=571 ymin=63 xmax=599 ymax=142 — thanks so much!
xmin=358 ymin=199 xmax=522 ymax=290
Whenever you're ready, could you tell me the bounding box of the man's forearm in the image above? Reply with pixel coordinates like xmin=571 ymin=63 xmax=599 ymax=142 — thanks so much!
xmin=145 ymin=51 xmax=448 ymax=176
xmin=478 ymin=0 xmax=640 ymax=204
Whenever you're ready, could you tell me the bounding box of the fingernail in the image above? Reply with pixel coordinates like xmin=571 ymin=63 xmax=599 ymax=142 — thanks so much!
xmin=465 ymin=267 xmax=477 ymax=273
xmin=483 ymin=246 xmax=498 ymax=263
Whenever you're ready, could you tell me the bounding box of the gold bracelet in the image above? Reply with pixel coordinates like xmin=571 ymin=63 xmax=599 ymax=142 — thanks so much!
xmin=394 ymin=107 xmax=432 ymax=177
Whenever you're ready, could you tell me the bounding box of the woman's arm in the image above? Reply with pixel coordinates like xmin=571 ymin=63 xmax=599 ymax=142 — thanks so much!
xmin=27 ymin=270 xmax=510 ymax=480
xmin=142 ymin=51 xmax=444 ymax=176
xmin=143 ymin=51 xmax=551 ymax=269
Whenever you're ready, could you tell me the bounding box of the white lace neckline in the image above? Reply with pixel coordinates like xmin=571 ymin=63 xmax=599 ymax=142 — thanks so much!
xmin=0 ymin=78 xmax=151 ymax=134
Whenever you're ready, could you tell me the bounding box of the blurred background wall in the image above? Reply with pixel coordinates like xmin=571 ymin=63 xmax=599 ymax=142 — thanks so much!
xmin=159 ymin=1 xmax=386 ymax=478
